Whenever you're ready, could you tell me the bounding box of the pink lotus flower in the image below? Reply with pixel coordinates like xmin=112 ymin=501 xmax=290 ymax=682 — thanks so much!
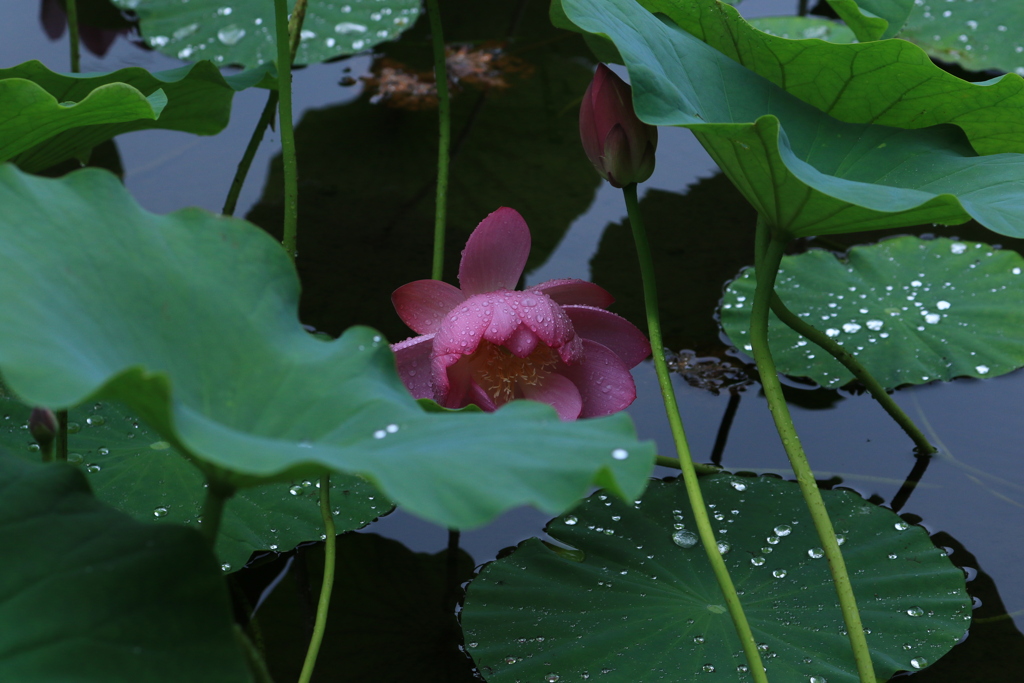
xmin=579 ymin=63 xmax=658 ymax=188
xmin=391 ymin=208 xmax=650 ymax=420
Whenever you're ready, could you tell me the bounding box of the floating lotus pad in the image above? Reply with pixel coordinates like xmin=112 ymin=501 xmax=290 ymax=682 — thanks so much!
xmin=901 ymin=0 xmax=1024 ymax=75
xmin=0 ymin=452 xmax=250 ymax=682
xmin=114 ymin=0 xmax=422 ymax=68
xmin=719 ymin=237 xmax=1024 ymax=389
xmin=0 ymin=394 xmax=389 ymax=572
xmin=462 ymin=474 xmax=970 ymax=682
xmin=0 ymin=165 xmax=654 ymax=530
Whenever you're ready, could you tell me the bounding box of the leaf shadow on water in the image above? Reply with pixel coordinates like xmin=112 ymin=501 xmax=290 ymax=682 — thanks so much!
xmin=245 ymin=0 xmax=602 ymax=342
xmin=234 ymin=532 xmax=479 ymax=683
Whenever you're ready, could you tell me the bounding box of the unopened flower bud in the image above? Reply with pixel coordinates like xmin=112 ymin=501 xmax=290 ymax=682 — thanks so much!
xmin=579 ymin=64 xmax=658 ymax=188
xmin=29 ymin=407 xmax=58 ymax=460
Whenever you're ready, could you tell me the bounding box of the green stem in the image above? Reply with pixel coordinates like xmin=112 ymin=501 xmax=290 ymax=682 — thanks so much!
xmin=298 ymin=474 xmax=337 ymax=683
xmin=273 ymin=0 xmax=299 ymax=259
xmin=426 ymin=0 xmax=451 ymax=281
xmin=233 ymin=624 xmax=276 ymax=683
xmin=656 ymin=455 xmax=720 ymax=474
xmin=56 ymin=409 xmax=68 ymax=462
xmin=66 ymin=0 xmax=80 ymax=73
xmin=751 ymin=218 xmax=876 ymax=683
xmin=200 ymin=478 xmax=235 ymax=548
xmin=223 ymin=0 xmax=306 ymax=218
xmin=768 ymin=293 xmax=936 ymax=454
xmin=624 ymin=184 xmax=767 ymax=683
xmin=222 ymin=91 xmax=280 ymax=217
xmin=288 ymin=0 xmax=310 ymax=61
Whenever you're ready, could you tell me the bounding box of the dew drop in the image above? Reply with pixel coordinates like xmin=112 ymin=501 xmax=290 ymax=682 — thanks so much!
xmin=730 ymin=481 xmax=747 ymax=491
xmin=751 ymin=556 xmax=766 ymax=566
xmin=373 ymin=429 xmax=387 ymax=439
xmin=85 ymin=463 xmax=101 ymax=473
xmin=975 ymin=365 xmax=990 ymax=374
xmin=808 ymin=547 xmax=824 ymax=559
xmin=910 ymin=657 xmax=928 ymax=669
xmin=895 ymin=521 xmax=910 ymax=531
xmin=773 ymin=524 xmax=792 ymax=537
xmin=611 ymin=448 xmax=629 ymax=460
xmin=217 ymin=25 xmax=246 ymax=45
xmin=672 ymin=529 xmax=699 ymax=548
xmin=153 ymin=506 xmax=169 ymax=518
xmin=564 ymin=515 xmax=578 ymax=526
xmin=772 ymin=569 xmax=787 ymax=578
xmin=907 ymin=606 xmax=925 ymax=617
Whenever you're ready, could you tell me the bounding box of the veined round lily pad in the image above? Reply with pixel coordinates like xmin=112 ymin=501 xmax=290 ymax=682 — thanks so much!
xmin=113 ymin=0 xmax=422 ymax=67
xmin=462 ymin=474 xmax=970 ymax=682
xmin=0 ymin=393 xmax=389 ymax=572
xmin=719 ymin=236 xmax=1024 ymax=389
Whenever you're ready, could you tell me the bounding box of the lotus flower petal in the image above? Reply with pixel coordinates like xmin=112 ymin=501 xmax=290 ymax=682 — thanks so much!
xmin=391 ymin=334 xmax=435 ymax=399
xmin=392 ymin=279 xmax=466 ymax=335
xmin=556 ymin=340 xmax=637 ymax=418
xmin=563 ymin=305 xmax=651 ymax=367
xmin=529 ymin=279 xmax=615 ymax=308
xmin=520 ymin=372 xmax=584 ymax=421
xmin=459 ymin=207 xmax=531 ymax=295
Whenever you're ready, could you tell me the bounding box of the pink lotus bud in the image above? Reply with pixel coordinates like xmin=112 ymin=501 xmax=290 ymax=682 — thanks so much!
xmin=30 ymin=407 xmax=58 ymax=462
xmin=579 ymin=64 xmax=658 ymax=188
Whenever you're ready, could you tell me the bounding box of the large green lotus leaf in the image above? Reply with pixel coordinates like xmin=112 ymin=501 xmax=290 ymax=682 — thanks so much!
xmin=0 ymin=166 xmax=654 ymax=530
xmin=462 ymin=474 xmax=970 ymax=682
xmin=0 ymin=393 xmax=389 ymax=573
xmin=0 ymin=60 xmax=269 ymax=173
xmin=113 ymin=0 xmax=422 ymax=68
xmin=719 ymin=236 xmax=1024 ymax=389
xmin=901 ymin=0 xmax=1024 ymax=75
xmin=0 ymin=451 xmax=251 ymax=682
xmin=563 ymin=0 xmax=1024 ymax=239
xmin=561 ymin=0 xmax=1024 ymax=156
xmin=0 ymin=72 xmax=164 ymax=168
xmin=823 ymin=0 xmax=915 ymax=41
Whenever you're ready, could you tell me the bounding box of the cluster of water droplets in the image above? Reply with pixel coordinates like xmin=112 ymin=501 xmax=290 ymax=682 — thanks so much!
xmin=911 ymin=0 xmax=1024 ymax=72
xmin=725 ymin=238 xmax=1024 ymax=387
xmin=139 ymin=1 xmax=422 ymax=65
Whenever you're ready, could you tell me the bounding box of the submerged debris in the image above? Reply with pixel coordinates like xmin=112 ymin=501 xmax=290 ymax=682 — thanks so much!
xmin=361 ymin=42 xmax=532 ymax=109
xmin=665 ymin=349 xmax=752 ymax=395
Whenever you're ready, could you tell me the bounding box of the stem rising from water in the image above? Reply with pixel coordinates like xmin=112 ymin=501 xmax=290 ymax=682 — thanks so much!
xmin=624 ymin=183 xmax=767 ymax=683
xmin=750 ymin=217 xmax=876 ymax=683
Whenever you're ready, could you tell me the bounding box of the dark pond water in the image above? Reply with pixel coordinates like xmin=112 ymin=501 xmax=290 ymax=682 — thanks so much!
xmin=4 ymin=0 xmax=1022 ymax=680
